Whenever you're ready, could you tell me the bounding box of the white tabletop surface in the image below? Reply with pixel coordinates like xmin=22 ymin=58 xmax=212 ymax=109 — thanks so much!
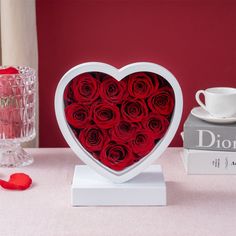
xmin=0 ymin=148 xmax=236 ymax=236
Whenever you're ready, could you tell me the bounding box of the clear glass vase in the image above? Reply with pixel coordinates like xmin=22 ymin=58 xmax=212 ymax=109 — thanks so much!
xmin=0 ymin=66 xmax=36 ymax=167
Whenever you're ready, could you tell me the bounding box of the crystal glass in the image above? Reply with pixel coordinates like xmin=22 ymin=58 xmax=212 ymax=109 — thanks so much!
xmin=0 ymin=66 xmax=36 ymax=167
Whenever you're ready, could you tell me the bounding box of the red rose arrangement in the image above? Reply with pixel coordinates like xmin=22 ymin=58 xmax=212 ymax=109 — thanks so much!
xmin=64 ymin=72 xmax=175 ymax=171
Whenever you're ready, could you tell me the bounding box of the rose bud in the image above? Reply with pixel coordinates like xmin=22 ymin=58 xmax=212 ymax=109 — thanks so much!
xmin=100 ymin=141 xmax=134 ymax=171
xmin=147 ymin=87 xmax=175 ymax=116
xmin=65 ymin=103 xmax=91 ymax=128
xmin=121 ymin=99 xmax=148 ymax=122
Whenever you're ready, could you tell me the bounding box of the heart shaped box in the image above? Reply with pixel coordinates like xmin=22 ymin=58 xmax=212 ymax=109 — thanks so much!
xmin=55 ymin=62 xmax=183 ymax=183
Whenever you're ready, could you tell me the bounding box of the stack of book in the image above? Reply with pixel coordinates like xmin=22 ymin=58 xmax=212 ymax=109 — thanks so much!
xmin=182 ymin=114 xmax=236 ymax=174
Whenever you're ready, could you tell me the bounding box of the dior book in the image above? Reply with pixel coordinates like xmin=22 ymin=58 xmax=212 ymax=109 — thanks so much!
xmin=184 ymin=114 xmax=236 ymax=152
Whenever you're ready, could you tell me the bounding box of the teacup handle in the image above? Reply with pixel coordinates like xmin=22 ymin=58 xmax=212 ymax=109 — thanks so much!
xmin=195 ymin=90 xmax=207 ymax=111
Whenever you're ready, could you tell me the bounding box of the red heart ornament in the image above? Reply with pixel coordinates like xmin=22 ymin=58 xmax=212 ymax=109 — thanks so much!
xmin=55 ymin=62 xmax=183 ymax=183
xmin=0 ymin=173 xmax=32 ymax=190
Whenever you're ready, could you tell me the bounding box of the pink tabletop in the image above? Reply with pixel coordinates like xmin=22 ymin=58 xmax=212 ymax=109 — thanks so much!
xmin=0 ymin=148 xmax=235 ymax=236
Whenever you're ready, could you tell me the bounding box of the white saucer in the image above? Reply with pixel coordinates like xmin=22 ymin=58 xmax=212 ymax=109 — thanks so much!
xmin=191 ymin=107 xmax=236 ymax=124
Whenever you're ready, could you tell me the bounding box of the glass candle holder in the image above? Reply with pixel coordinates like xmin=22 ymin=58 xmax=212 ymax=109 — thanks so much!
xmin=0 ymin=66 xmax=36 ymax=167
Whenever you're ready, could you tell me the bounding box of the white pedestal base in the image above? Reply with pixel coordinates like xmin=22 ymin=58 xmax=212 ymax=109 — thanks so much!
xmin=71 ymin=165 xmax=166 ymax=206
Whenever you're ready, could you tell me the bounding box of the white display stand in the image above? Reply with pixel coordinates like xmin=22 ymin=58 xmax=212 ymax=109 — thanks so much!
xmin=71 ymin=165 xmax=166 ymax=206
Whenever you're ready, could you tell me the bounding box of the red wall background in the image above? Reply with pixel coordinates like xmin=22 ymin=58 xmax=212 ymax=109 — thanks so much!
xmin=36 ymin=0 xmax=236 ymax=147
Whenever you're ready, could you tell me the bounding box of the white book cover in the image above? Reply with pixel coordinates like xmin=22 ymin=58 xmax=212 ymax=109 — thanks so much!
xmin=181 ymin=149 xmax=236 ymax=174
xmin=183 ymin=114 xmax=236 ymax=152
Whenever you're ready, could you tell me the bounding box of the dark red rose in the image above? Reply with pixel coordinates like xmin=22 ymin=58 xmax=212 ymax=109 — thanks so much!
xmin=147 ymin=72 xmax=160 ymax=91
xmin=100 ymin=76 xmax=124 ymax=103
xmin=79 ymin=125 xmax=107 ymax=152
xmin=147 ymin=87 xmax=175 ymax=116
xmin=93 ymin=103 xmax=120 ymax=129
xmin=72 ymin=73 xmax=99 ymax=104
xmin=121 ymin=99 xmax=148 ymax=122
xmin=64 ymin=82 xmax=74 ymax=105
xmin=100 ymin=141 xmax=134 ymax=171
xmin=65 ymin=103 xmax=91 ymax=128
xmin=110 ymin=121 xmax=139 ymax=142
xmin=143 ymin=113 xmax=169 ymax=139
xmin=132 ymin=130 xmax=155 ymax=156
xmin=93 ymin=72 xmax=104 ymax=81
xmin=118 ymin=79 xmax=130 ymax=100
xmin=127 ymin=72 xmax=154 ymax=98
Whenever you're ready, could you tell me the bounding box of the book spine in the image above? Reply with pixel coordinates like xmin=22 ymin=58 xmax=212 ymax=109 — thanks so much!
xmin=183 ymin=125 xmax=236 ymax=152
xmin=182 ymin=149 xmax=236 ymax=174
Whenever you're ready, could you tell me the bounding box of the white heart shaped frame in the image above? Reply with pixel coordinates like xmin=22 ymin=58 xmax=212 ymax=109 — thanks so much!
xmin=55 ymin=62 xmax=183 ymax=183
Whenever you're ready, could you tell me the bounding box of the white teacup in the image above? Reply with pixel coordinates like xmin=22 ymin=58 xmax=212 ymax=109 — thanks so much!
xmin=195 ymin=87 xmax=236 ymax=118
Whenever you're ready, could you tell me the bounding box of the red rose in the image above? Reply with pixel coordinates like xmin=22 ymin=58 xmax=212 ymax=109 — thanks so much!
xmin=147 ymin=72 xmax=160 ymax=91
xmin=93 ymin=103 xmax=120 ymax=129
xmin=132 ymin=130 xmax=155 ymax=156
xmin=143 ymin=113 xmax=169 ymax=139
xmin=127 ymin=72 xmax=154 ymax=98
xmin=100 ymin=76 xmax=124 ymax=103
xmin=79 ymin=125 xmax=107 ymax=152
xmin=100 ymin=141 xmax=134 ymax=171
xmin=121 ymin=99 xmax=148 ymax=122
xmin=65 ymin=103 xmax=91 ymax=128
xmin=72 ymin=73 xmax=99 ymax=104
xmin=93 ymin=72 xmax=104 ymax=81
xmin=118 ymin=79 xmax=130 ymax=100
xmin=147 ymin=87 xmax=175 ymax=116
xmin=64 ymin=82 xmax=74 ymax=105
xmin=110 ymin=121 xmax=139 ymax=142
